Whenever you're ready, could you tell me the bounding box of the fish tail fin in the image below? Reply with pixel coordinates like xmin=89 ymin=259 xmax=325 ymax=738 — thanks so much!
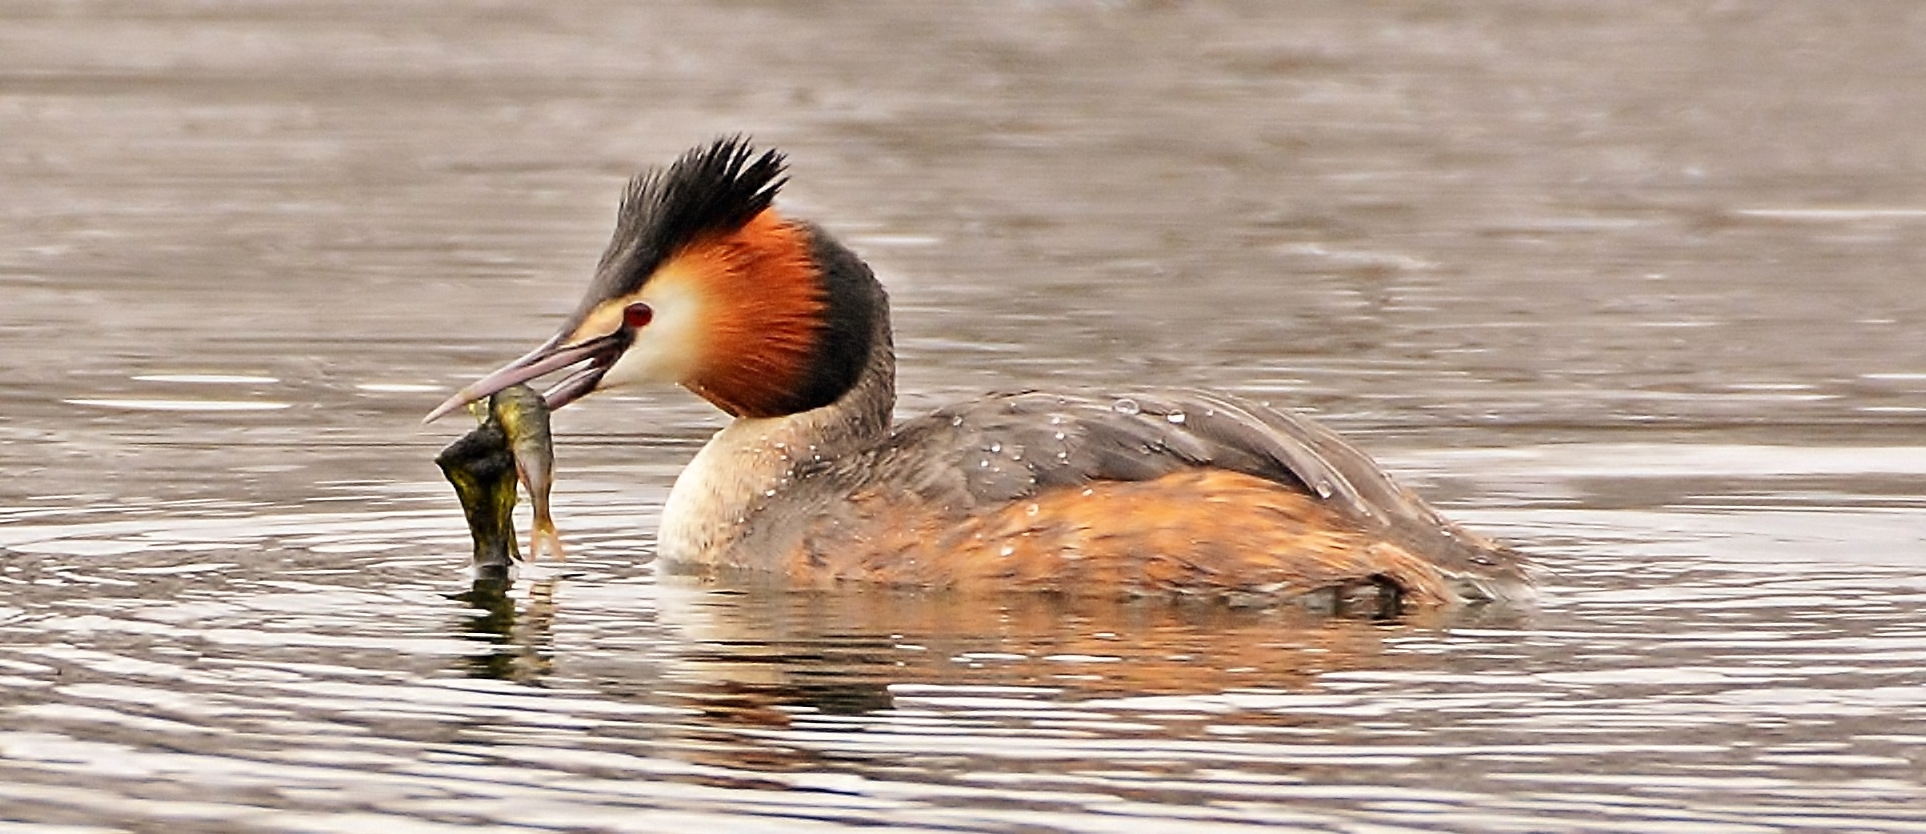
xmin=529 ymin=516 xmax=566 ymax=562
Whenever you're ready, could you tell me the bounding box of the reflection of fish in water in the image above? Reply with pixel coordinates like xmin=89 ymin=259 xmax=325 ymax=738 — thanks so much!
xmin=433 ymin=383 xmax=564 ymax=570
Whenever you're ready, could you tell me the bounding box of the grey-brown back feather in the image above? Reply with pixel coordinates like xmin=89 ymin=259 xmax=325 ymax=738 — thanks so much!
xmin=769 ymin=388 xmax=1528 ymax=601
xmin=830 ymin=389 xmax=1442 ymax=530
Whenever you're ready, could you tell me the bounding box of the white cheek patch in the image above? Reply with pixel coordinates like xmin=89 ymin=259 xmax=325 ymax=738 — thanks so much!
xmin=597 ymin=275 xmax=706 ymax=390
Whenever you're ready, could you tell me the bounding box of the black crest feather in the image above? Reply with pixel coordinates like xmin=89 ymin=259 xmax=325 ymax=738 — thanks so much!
xmin=584 ymin=137 xmax=788 ymax=305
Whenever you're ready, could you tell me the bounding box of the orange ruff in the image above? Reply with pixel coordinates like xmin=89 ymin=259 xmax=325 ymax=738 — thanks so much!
xmin=671 ymin=209 xmax=825 ymax=418
xmin=782 ymin=469 xmax=1454 ymax=605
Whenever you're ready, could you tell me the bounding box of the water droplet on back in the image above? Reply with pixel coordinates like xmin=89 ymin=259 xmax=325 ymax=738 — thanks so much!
xmin=1112 ymin=397 xmax=1140 ymax=415
xmin=1166 ymin=411 xmax=1186 ymax=424
xmin=1314 ymin=480 xmax=1334 ymax=499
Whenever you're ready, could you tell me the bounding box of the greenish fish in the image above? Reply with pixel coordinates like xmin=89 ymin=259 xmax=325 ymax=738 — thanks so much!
xmin=489 ymin=384 xmax=565 ymax=561
xmin=435 ymin=411 xmax=520 ymax=571
xmin=434 ymin=383 xmax=564 ymax=571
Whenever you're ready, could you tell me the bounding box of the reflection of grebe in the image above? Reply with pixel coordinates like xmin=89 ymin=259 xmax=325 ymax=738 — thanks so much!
xmin=652 ymin=589 xmax=1440 ymax=728
xmin=427 ymin=139 xmax=1530 ymax=611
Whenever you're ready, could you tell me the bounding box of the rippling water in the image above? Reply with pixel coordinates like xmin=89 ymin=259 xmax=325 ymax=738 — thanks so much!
xmin=4 ymin=2 xmax=1925 ymax=831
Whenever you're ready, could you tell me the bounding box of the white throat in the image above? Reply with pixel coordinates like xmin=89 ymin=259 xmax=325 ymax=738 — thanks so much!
xmin=653 ymin=328 xmax=895 ymax=569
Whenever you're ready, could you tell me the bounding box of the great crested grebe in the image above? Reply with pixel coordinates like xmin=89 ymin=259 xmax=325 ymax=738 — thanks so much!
xmin=426 ymin=138 xmax=1530 ymax=611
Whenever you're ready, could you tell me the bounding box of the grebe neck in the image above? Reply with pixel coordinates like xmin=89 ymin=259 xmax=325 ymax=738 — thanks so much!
xmin=657 ymin=300 xmax=895 ymax=568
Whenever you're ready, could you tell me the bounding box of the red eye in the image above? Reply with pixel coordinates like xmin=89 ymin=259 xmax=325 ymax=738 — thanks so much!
xmin=623 ymin=302 xmax=654 ymax=329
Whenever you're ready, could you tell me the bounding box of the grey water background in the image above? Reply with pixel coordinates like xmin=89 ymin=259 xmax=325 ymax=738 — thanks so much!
xmin=3 ymin=2 xmax=1926 ymax=831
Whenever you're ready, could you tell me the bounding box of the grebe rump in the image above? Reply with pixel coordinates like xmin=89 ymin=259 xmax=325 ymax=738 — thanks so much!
xmin=426 ymin=139 xmax=1530 ymax=611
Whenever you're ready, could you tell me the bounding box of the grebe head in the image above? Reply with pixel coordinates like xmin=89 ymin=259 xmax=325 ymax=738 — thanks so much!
xmin=426 ymin=137 xmax=884 ymax=423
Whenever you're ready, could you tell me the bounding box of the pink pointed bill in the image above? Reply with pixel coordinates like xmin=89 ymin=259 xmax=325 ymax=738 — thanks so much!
xmin=422 ymin=332 xmax=625 ymax=423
